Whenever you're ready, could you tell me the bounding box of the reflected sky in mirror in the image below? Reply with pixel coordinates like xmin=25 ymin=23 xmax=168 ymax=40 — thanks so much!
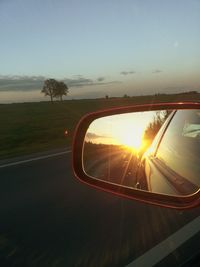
xmin=85 ymin=111 xmax=165 ymax=152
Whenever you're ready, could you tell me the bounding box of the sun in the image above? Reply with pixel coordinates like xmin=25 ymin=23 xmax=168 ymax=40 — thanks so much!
xmin=116 ymin=125 xmax=144 ymax=151
xmin=87 ymin=112 xmax=152 ymax=151
xmin=119 ymin=132 xmax=142 ymax=150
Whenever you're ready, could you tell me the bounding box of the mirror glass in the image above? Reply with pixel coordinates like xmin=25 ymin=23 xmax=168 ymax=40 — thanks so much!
xmin=83 ymin=109 xmax=200 ymax=196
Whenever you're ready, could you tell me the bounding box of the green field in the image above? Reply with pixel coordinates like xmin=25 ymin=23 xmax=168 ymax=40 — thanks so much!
xmin=0 ymin=92 xmax=199 ymax=160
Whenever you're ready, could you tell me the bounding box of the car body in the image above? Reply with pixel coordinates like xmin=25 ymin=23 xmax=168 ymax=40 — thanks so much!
xmin=136 ymin=109 xmax=200 ymax=196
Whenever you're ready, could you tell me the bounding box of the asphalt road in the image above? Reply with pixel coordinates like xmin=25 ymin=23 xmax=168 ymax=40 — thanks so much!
xmin=0 ymin=152 xmax=199 ymax=267
xmin=84 ymin=148 xmax=138 ymax=187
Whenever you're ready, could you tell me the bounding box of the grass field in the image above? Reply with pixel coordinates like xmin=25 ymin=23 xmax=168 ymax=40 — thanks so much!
xmin=0 ymin=92 xmax=199 ymax=160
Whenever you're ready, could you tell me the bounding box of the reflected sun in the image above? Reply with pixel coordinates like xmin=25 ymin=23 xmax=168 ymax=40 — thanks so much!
xmin=116 ymin=125 xmax=144 ymax=151
xmin=86 ymin=111 xmax=154 ymax=151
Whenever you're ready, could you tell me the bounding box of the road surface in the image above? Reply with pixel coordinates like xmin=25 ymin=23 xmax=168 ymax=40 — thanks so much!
xmin=0 ymin=151 xmax=199 ymax=266
xmin=84 ymin=147 xmax=139 ymax=187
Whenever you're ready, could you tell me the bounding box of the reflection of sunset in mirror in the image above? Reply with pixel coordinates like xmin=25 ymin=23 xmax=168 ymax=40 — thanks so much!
xmin=83 ymin=110 xmax=173 ymax=192
xmin=85 ymin=111 xmax=160 ymax=152
xmin=113 ymin=122 xmax=145 ymax=151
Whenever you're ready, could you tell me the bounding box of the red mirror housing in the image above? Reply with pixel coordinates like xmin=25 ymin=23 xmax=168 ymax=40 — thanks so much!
xmin=72 ymin=102 xmax=200 ymax=209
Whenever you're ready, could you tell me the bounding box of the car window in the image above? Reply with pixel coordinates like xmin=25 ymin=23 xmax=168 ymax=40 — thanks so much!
xmin=156 ymin=110 xmax=200 ymax=188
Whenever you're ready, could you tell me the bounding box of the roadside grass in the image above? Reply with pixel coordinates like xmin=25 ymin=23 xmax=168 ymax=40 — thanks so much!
xmin=0 ymin=92 xmax=199 ymax=160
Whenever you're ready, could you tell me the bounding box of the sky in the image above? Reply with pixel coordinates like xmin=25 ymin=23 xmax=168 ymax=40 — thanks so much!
xmin=0 ymin=0 xmax=200 ymax=103
xmin=85 ymin=111 xmax=158 ymax=149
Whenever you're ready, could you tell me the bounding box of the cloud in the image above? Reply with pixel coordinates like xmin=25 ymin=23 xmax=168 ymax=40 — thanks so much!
xmin=97 ymin=77 xmax=105 ymax=82
xmin=64 ymin=77 xmax=94 ymax=87
xmin=129 ymin=71 xmax=136 ymax=74
xmin=0 ymin=75 xmax=119 ymax=91
xmin=173 ymin=41 xmax=179 ymax=48
xmin=0 ymin=75 xmax=46 ymax=91
xmin=85 ymin=132 xmax=106 ymax=140
xmin=120 ymin=71 xmax=136 ymax=75
xmin=152 ymin=69 xmax=162 ymax=74
xmin=63 ymin=77 xmax=119 ymax=87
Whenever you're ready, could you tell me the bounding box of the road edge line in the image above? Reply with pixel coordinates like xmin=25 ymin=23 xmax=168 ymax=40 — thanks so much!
xmin=0 ymin=150 xmax=71 ymax=168
xmin=125 ymin=216 xmax=200 ymax=267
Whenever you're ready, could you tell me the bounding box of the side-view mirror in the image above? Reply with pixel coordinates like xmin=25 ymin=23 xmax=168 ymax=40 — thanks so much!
xmin=73 ymin=102 xmax=200 ymax=209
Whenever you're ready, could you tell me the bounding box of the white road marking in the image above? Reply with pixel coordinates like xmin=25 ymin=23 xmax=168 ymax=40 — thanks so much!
xmin=0 ymin=150 xmax=71 ymax=168
xmin=126 ymin=215 xmax=200 ymax=267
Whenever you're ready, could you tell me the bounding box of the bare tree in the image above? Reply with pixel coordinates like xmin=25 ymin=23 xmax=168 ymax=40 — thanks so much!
xmin=41 ymin=79 xmax=57 ymax=103
xmin=54 ymin=81 xmax=69 ymax=101
xmin=41 ymin=79 xmax=69 ymax=102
